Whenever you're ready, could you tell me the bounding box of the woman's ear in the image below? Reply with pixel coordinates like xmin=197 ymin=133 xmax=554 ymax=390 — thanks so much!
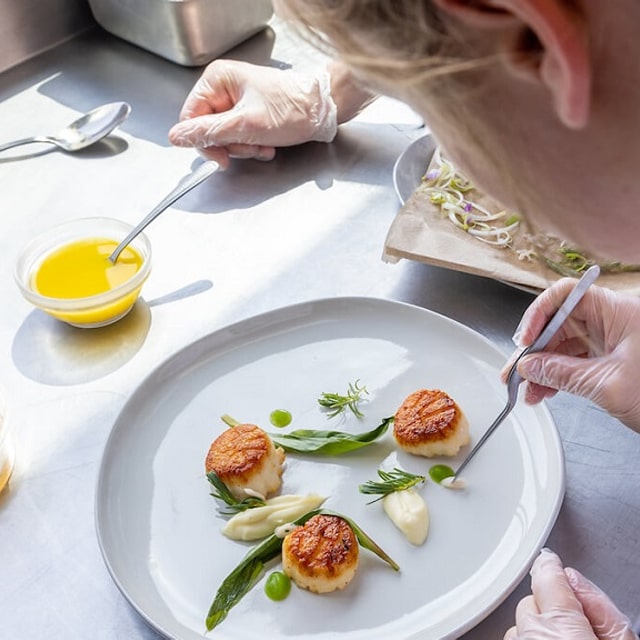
xmin=434 ymin=0 xmax=592 ymax=129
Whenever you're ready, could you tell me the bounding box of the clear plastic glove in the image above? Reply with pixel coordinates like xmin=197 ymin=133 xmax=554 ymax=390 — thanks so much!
xmin=503 ymin=549 xmax=637 ymax=640
xmin=168 ymin=59 xmax=338 ymax=168
xmin=502 ymin=278 xmax=640 ymax=432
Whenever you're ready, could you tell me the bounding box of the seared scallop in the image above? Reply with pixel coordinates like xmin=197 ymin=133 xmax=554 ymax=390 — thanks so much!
xmin=282 ymin=514 xmax=359 ymax=594
xmin=205 ymin=424 xmax=285 ymax=500
xmin=393 ymin=388 xmax=470 ymax=457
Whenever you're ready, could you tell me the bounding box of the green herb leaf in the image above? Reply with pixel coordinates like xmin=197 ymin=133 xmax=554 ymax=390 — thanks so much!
xmin=206 ymin=558 xmax=265 ymax=630
xmin=268 ymin=417 xmax=393 ymax=455
xmin=207 ymin=471 xmax=266 ymax=515
xmin=317 ymin=379 xmax=369 ymax=418
xmin=205 ymin=510 xmax=319 ymax=631
xmin=359 ymin=467 xmax=426 ymax=504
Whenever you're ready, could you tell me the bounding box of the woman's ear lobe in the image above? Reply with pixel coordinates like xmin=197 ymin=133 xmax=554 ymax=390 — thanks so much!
xmin=434 ymin=0 xmax=592 ymax=130
xmin=536 ymin=25 xmax=590 ymax=130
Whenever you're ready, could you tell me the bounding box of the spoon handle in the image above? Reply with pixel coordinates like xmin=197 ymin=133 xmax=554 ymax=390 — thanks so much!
xmin=109 ymin=160 xmax=219 ymax=263
xmin=0 ymin=136 xmax=53 ymax=153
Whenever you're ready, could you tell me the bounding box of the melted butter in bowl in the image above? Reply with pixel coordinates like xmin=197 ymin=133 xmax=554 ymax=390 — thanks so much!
xmin=15 ymin=217 xmax=151 ymax=328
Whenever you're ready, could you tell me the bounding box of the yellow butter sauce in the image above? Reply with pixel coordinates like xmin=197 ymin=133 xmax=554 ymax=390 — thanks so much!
xmin=32 ymin=237 xmax=142 ymax=299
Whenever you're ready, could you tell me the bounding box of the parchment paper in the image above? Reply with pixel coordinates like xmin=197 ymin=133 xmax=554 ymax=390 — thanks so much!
xmin=383 ymin=170 xmax=640 ymax=296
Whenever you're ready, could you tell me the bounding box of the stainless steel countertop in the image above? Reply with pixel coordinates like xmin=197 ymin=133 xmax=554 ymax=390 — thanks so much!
xmin=1 ymin=19 xmax=639 ymax=640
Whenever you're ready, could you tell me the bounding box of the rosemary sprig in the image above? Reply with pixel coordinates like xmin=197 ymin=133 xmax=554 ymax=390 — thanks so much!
xmin=317 ymin=379 xmax=369 ymax=418
xmin=205 ymin=508 xmax=399 ymax=631
xmin=359 ymin=467 xmax=426 ymax=504
xmin=207 ymin=471 xmax=266 ymax=515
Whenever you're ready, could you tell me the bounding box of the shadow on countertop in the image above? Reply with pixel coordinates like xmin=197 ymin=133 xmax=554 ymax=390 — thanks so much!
xmin=170 ymin=121 xmax=410 ymax=216
xmin=0 ymin=25 xmax=278 ymax=149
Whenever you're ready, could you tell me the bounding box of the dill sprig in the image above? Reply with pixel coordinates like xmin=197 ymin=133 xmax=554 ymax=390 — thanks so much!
xmin=206 ymin=471 xmax=266 ymax=515
xmin=359 ymin=467 xmax=426 ymax=504
xmin=317 ymin=379 xmax=369 ymax=418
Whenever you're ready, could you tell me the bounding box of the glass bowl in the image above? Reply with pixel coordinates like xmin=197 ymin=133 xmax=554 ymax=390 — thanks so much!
xmin=15 ymin=217 xmax=152 ymax=328
xmin=0 ymin=385 xmax=13 ymax=494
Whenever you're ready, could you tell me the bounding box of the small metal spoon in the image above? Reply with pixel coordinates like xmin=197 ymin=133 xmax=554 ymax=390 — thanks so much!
xmin=445 ymin=264 xmax=601 ymax=486
xmin=0 ymin=102 xmax=131 ymax=154
xmin=109 ymin=160 xmax=220 ymax=263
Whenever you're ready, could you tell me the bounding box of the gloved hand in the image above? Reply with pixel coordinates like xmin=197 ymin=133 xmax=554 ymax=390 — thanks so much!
xmin=503 ymin=549 xmax=637 ymax=640
xmin=502 ymin=278 xmax=640 ymax=432
xmin=168 ymin=59 xmax=338 ymax=168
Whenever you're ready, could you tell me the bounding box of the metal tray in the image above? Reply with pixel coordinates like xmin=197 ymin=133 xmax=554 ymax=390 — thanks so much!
xmin=88 ymin=0 xmax=273 ymax=66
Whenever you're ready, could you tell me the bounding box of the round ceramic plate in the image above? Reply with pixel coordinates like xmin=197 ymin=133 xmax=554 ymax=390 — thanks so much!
xmin=95 ymin=297 xmax=564 ymax=640
xmin=393 ymin=134 xmax=436 ymax=205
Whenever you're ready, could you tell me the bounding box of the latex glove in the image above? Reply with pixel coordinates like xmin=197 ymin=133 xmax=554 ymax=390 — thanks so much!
xmin=502 ymin=278 xmax=640 ymax=432
xmin=503 ymin=549 xmax=637 ymax=640
xmin=168 ymin=59 xmax=338 ymax=168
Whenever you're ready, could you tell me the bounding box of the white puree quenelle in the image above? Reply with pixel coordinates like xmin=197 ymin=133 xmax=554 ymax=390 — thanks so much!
xmin=382 ymin=488 xmax=429 ymax=545
xmin=223 ymin=494 xmax=326 ymax=541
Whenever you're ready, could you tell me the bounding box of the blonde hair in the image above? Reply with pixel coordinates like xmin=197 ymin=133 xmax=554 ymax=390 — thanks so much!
xmin=278 ymin=0 xmax=531 ymax=228
xmin=276 ymin=0 xmax=488 ymax=95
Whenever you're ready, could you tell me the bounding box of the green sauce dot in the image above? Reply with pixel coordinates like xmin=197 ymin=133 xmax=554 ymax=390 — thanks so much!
xmin=265 ymin=571 xmax=291 ymax=601
xmin=269 ymin=409 xmax=292 ymax=428
xmin=429 ymin=464 xmax=455 ymax=485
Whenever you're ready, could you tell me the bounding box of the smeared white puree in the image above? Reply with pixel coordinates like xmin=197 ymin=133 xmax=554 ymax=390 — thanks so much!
xmin=223 ymin=494 xmax=326 ymax=541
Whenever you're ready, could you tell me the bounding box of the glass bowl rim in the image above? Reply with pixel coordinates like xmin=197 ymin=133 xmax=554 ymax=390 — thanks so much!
xmin=14 ymin=216 xmax=152 ymax=311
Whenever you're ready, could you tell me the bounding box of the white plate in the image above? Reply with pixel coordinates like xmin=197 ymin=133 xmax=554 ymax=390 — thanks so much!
xmin=393 ymin=134 xmax=436 ymax=205
xmin=95 ymin=297 xmax=564 ymax=640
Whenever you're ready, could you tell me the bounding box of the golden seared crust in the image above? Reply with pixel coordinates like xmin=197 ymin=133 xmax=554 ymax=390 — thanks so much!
xmin=394 ymin=389 xmax=470 ymax=456
xmin=205 ymin=424 xmax=284 ymax=497
xmin=282 ymin=514 xmax=359 ymax=593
